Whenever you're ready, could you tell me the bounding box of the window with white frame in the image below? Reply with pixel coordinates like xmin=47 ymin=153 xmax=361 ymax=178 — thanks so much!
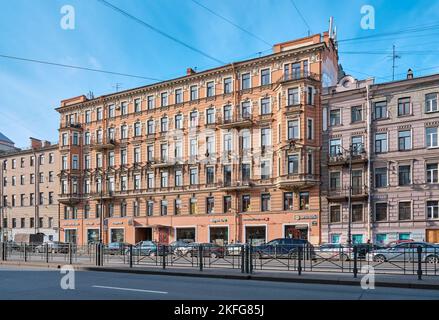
xmin=427 ymin=163 xmax=438 ymax=183
xmin=175 ymin=113 xmax=183 ymax=129
xmin=287 ymin=87 xmax=299 ymax=106
xmin=161 ymin=92 xmax=168 ymax=107
xmin=206 ymin=81 xmax=215 ymax=97
xmin=398 ymin=130 xmax=412 ymax=151
xmin=261 ymin=97 xmax=271 ymax=115
xmin=161 ymin=117 xmax=168 ymax=132
xmin=206 ymin=107 xmax=215 ymax=124
xmin=426 ymin=127 xmax=438 ymax=148
xmin=175 ymin=88 xmax=183 ymax=104
xmin=375 ymin=133 xmax=388 ymax=153
xmin=425 ymin=93 xmax=438 ymax=113
xmin=108 ymin=104 xmax=115 ymax=118
xmin=147 ymin=120 xmax=154 ymax=134
xmin=241 ymin=73 xmax=251 ymax=90
xmin=261 ymin=68 xmax=270 ymax=86
xmin=121 ymin=101 xmax=128 ymax=115
xmin=427 ymin=200 xmax=439 ymax=219
xmin=224 ymin=133 xmax=232 ymax=152
xmin=134 ymin=121 xmax=141 ymax=137
xmin=147 ymin=95 xmax=154 ymax=109
xmin=121 ymin=125 xmax=128 ymax=139
xmin=190 ymin=85 xmax=198 ymax=101
xmin=223 ymin=77 xmax=232 ymax=94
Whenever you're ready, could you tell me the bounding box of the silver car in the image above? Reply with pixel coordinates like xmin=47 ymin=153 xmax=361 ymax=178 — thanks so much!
xmin=367 ymin=242 xmax=439 ymax=264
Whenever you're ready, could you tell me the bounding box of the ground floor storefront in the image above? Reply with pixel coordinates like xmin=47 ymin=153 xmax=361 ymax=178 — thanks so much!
xmin=59 ymin=211 xmax=320 ymax=245
xmin=323 ymin=224 xmax=439 ymax=245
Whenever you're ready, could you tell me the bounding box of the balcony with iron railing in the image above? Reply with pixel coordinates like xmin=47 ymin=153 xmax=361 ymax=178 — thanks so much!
xmin=277 ymin=71 xmax=321 ymax=84
xmin=58 ymin=192 xmax=82 ymax=205
xmin=276 ymin=173 xmax=320 ymax=190
xmin=217 ymin=112 xmax=253 ymax=129
xmin=326 ymin=185 xmax=369 ymax=202
xmin=328 ymin=153 xmax=368 ymax=166
xmin=218 ymin=178 xmax=253 ymax=191
xmin=91 ymin=137 xmax=117 ymax=151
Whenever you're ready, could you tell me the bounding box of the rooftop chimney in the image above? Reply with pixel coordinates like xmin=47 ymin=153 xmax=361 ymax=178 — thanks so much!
xmin=186 ymin=68 xmax=196 ymax=76
xmin=29 ymin=137 xmax=42 ymax=149
xmin=407 ymin=69 xmax=414 ymax=80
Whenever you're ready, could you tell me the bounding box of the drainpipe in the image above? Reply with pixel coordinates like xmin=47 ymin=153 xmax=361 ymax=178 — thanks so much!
xmin=366 ymin=83 xmax=372 ymax=243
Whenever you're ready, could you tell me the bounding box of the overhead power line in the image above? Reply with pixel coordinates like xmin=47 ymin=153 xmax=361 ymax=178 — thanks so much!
xmin=0 ymin=54 xmax=162 ymax=81
xmin=190 ymin=0 xmax=272 ymax=47
xmin=96 ymin=0 xmax=225 ymax=65
xmin=338 ymin=22 xmax=439 ymax=43
xmin=289 ymin=0 xmax=311 ymax=36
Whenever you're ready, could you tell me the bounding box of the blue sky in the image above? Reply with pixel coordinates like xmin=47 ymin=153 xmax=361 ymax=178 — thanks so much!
xmin=1 ymin=0 xmax=439 ymax=147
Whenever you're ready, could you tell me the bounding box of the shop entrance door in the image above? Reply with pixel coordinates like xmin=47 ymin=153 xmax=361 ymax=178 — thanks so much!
xmin=135 ymin=227 xmax=152 ymax=243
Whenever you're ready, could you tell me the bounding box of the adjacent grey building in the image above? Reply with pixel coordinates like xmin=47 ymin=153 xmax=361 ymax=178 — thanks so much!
xmin=321 ymin=72 xmax=439 ymax=245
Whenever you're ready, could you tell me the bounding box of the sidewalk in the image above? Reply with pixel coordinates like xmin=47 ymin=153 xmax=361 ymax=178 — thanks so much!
xmin=1 ymin=260 xmax=439 ymax=290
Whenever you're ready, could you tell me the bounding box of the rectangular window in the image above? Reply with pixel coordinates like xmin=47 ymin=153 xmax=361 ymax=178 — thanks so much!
xmin=330 ymin=109 xmax=341 ymax=126
xmin=287 ymin=88 xmax=299 ymax=106
xmin=374 ymin=101 xmax=387 ymax=119
xmin=261 ymin=193 xmax=270 ymax=212
xmin=206 ymin=81 xmax=215 ymax=97
xmin=352 ymin=204 xmax=363 ymax=222
xmin=399 ymin=202 xmax=411 ymax=220
xmin=426 ymin=93 xmax=438 ymax=113
xmin=261 ymin=160 xmax=270 ymax=179
xmin=134 ymin=98 xmax=141 ymax=113
xmin=161 ymin=117 xmax=168 ymax=132
xmin=241 ymin=73 xmax=251 ymax=90
xmin=375 ymin=203 xmax=388 ymax=221
xmin=161 ymin=200 xmax=168 ymax=216
xmin=351 ymin=106 xmax=363 ymax=123
xmin=190 ymin=85 xmax=198 ymax=101
xmin=161 ymin=92 xmax=168 ymax=107
xmin=206 ymin=197 xmax=215 ymax=214
xmin=398 ymin=165 xmax=411 ymax=186
xmin=147 ymin=95 xmax=154 ymax=109
xmin=288 ymin=120 xmax=300 ymax=140
xmin=224 ymin=77 xmax=232 ymax=94
xmin=190 ymin=168 xmax=198 ymax=185
xmin=161 ymin=171 xmax=168 ymax=188
xmin=283 ymin=192 xmax=293 ymax=210
xmin=427 ymin=163 xmax=438 ymax=183
xmin=375 ymin=167 xmax=387 ymax=188
xmin=299 ymin=192 xmax=309 ymax=210
xmin=108 ymin=104 xmax=115 ymax=118
xmin=375 ymin=133 xmax=388 ymax=153
xmin=174 ymin=88 xmax=183 ymax=104
xmin=206 ymin=108 xmax=215 ymax=124
xmin=175 ymin=169 xmax=182 ymax=187
xmin=242 ymin=195 xmax=250 ymax=212
xmin=174 ymin=199 xmax=182 ymax=215
xmin=223 ymin=196 xmax=232 ymax=213
xmin=330 ymin=205 xmax=341 ymax=223
xmin=261 ymin=97 xmax=271 ymax=115
xmin=426 ymin=127 xmax=438 ymax=148
xmin=398 ymin=97 xmax=411 ymax=116
xmin=427 ymin=201 xmax=439 ymax=220
xmin=206 ymin=166 xmax=215 ymax=185
xmin=241 ymin=163 xmax=251 ymax=182
xmin=329 ymin=171 xmax=341 ymax=191
xmin=261 ymin=68 xmax=270 ymax=85
xmin=120 ymin=102 xmax=128 ymax=115
xmin=398 ymin=130 xmax=412 ymax=151
xmin=288 ymin=154 xmax=299 ymax=174
xmin=261 ymin=128 xmax=271 ymax=147
xmin=307 ymin=119 xmax=313 ymax=140
xmin=329 ymin=139 xmax=341 ymax=157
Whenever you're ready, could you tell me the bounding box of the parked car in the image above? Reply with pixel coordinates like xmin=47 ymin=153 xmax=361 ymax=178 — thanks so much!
xmin=191 ymin=243 xmax=225 ymax=258
xmin=104 ymin=242 xmax=128 ymax=255
xmin=316 ymin=243 xmax=353 ymax=261
xmin=175 ymin=242 xmax=199 ymax=257
xmin=169 ymin=240 xmax=194 ymax=255
xmin=127 ymin=241 xmax=169 ymax=257
xmin=367 ymin=242 xmax=439 ymax=264
xmin=35 ymin=241 xmax=70 ymax=254
xmin=226 ymin=243 xmax=244 ymax=256
xmin=255 ymin=238 xmax=314 ymax=259
xmin=386 ymin=239 xmax=415 ymax=247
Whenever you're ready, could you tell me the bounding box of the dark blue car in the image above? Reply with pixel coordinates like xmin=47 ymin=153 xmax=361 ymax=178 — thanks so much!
xmin=254 ymin=238 xmax=314 ymax=259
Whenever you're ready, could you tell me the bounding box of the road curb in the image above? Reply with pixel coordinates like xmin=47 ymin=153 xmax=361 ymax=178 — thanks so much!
xmin=2 ymin=261 xmax=439 ymax=290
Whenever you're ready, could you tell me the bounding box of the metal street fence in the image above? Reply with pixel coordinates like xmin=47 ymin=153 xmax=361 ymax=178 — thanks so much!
xmin=1 ymin=242 xmax=438 ymax=279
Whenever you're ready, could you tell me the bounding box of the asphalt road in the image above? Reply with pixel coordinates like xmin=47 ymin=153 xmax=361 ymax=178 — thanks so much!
xmin=0 ymin=266 xmax=438 ymax=300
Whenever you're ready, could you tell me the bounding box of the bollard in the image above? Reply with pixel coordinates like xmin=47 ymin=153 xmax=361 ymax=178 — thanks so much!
xmin=129 ymin=245 xmax=133 ymax=268
xmin=245 ymin=244 xmax=250 ymax=274
xmin=162 ymin=245 xmax=166 ymax=270
xmin=417 ymin=246 xmax=423 ymax=280
xmin=241 ymin=245 xmax=245 ymax=273
xmin=298 ymin=246 xmax=303 ymax=276
xmin=353 ymin=245 xmax=358 ymax=278
xmin=45 ymin=243 xmax=49 ymax=263
xmin=249 ymin=244 xmax=253 ymax=274
xmin=199 ymin=245 xmax=203 ymax=271
xmin=69 ymin=243 xmax=73 ymax=265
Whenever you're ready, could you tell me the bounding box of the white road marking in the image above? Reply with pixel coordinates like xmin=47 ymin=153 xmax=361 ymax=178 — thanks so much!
xmin=92 ymin=285 xmax=168 ymax=294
